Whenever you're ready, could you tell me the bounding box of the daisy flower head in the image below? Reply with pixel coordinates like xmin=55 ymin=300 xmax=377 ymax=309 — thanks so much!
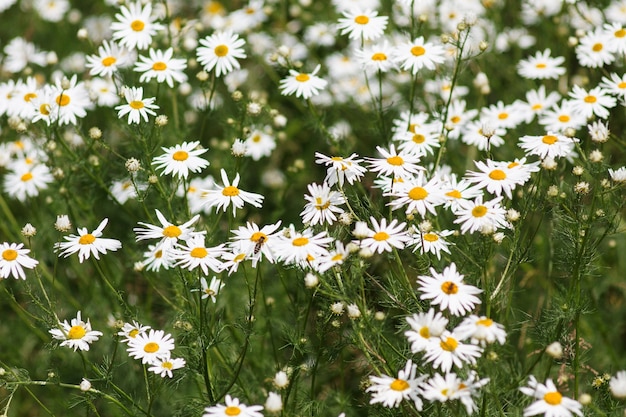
xmin=86 ymin=40 xmax=134 ymax=77
xmin=172 ymin=236 xmax=226 ymax=274
xmin=460 ymin=120 xmax=506 ymax=151
xmin=279 ymin=64 xmax=328 ymax=100
xmin=274 ymin=225 xmax=333 ymax=267
xmin=314 ymin=152 xmax=367 ymax=187
xmin=454 ymin=315 xmax=507 ymax=346
xmin=127 ymin=329 xmax=176 ymax=365
xmin=609 ymin=167 xmax=626 ymax=183
xmin=356 ymin=41 xmax=396 ymax=73
xmin=567 ymin=85 xmax=616 ymax=120
xmin=55 ymin=218 xmax=122 ymax=263
xmin=421 ymin=372 xmax=488 ymax=414
xmin=143 ymin=242 xmax=174 ymax=272
xmin=196 ymin=276 xmax=225 ymax=303
xmin=196 ymin=30 xmax=246 ymax=77
xmin=147 ymin=352 xmax=186 ymax=378
xmin=441 ymin=175 xmax=484 ymax=213
xmin=337 ymin=9 xmax=388 ymax=41
xmin=519 ymin=86 xmax=562 ymax=123
xmin=111 ymin=1 xmax=164 ymax=50
xmin=517 ymin=49 xmax=566 ymax=80
xmin=51 ymin=75 xmax=92 ymax=127
xmin=366 ymin=360 xmax=426 ymax=409
xmin=202 ymin=169 xmax=264 ymax=216
xmin=115 ymin=86 xmax=159 ymax=124
xmin=453 ymin=195 xmax=510 ymax=235
xmin=393 ymin=36 xmax=447 ymax=74
xmin=480 ymin=100 xmax=526 ymax=130
xmin=538 ymin=100 xmax=587 ymax=133
xmin=49 ymin=311 xmax=103 ymax=351
xmin=599 ymin=72 xmax=626 ymax=100
xmin=604 ymin=22 xmax=626 ymax=54
xmin=300 ymin=182 xmax=345 ymax=226
xmin=134 ymin=48 xmax=188 ymax=88
xmin=417 ymin=262 xmax=482 ymax=316
xmin=405 ymin=308 xmax=449 ymax=353
xmin=152 ymin=141 xmax=209 ymax=179
xmin=229 ymin=220 xmax=282 ymax=267
xmin=367 ymin=144 xmax=425 ymax=181
xmin=203 ymin=395 xmax=263 ymax=417
xmin=3 ymin=163 xmax=54 ymax=202
xmin=520 ymin=376 xmax=583 ymax=417
xmin=423 ymin=329 xmax=484 ymax=372
xmin=358 ymin=216 xmax=411 ymax=254
xmin=118 ymin=321 xmax=151 ymax=343
xmin=518 ymin=132 xmax=579 ymax=160
xmin=466 ymin=159 xmax=524 ymax=200
xmin=610 ymin=371 xmax=626 ymax=399
xmin=394 ymin=120 xmax=441 ymax=157
xmin=386 ymin=174 xmax=446 ymax=217
xmin=576 ymin=28 xmax=615 ymax=68
xmin=315 ymin=240 xmax=350 ymax=274
xmin=0 ymin=242 xmax=39 ymax=280
xmin=410 ymin=229 xmax=454 ymax=260
xmin=134 ymin=209 xmax=205 ymax=253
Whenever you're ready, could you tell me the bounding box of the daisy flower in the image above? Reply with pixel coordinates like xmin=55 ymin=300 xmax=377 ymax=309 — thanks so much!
xmin=460 ymin=121 xmax=506 ymax=151
xmin=201 ymin=169 xmax=264 ymax=216
xmin=142 ymin=243 xmax=175 ymax=272
xmin=405 ymin=308 xmax=449 ymax=353
xmin=518 ymin=132 xmax=579 ymax=160
xmin=599 ymin=72 xmax=626 ymax=100
xmin=517 ymin=49 xmax=566 ymax=80
xmin=171 ymin=236 xmax=226 ymax=274
xmin=520 ymin=376 xmax=583 ymax=417
xmin=518 ymin=85 xmax=562 ymax=123
xmin=394 ymin=121 xmax=441 ymax=157
xmin=440 ymin=175 xmax=484 ymax=213
xmin=356 ymin=41 xmax=396 ymax=73
xmin=454 ymin=315 xmax=507 ymax=346
xmin=279 ymin=64 xmax=328 ymax=100
xmin=453 ymin=195 xmax=510 ymax=235
xmin=417 ymin=262 xmax=482 ymax=316
xmin=366 ymin=360 xmax=425 ymax=409
xmin=111 ymin=1 xmax=164 ymax=50
xmin=480 ymin=100 xmax=526 ymax=130
xmin=55 ymin=218 xmax=122 ymax=263
xmin=567 ymin=85 xmax=616 ymax=120
xmin=115 ymin=86 xmax=159 ymax=124
xmin=367 ymin=144 xmax=425 ymax=181
xmin=538 ymin=100 xmax=587 ymax=133
xmin=386 ymin=175 xmax=446 ymax=217
xmin=229 ymin=220 xmax=282 ymax=267
xmin=203 ymin=395 xmax=263 ymax=417
xmin=195 ymin=276 xmax=225 ymax=303
xmin=609 ymin=167 xmax=626 ymax=183
xmin=134 ymin=209 xmax=205 ymax=253
xmin=423 ymin=330 xmax=484 ymax=372
xmin=610 ymin=371 xmax=626 ymax=399
xmin=576 ymin=28 xmax=615 ymax=68
xmin=314 ymin=152 xmax=367 ymax=187
xmin=134 ymin=48 xmax=188 ymax=88
xmin=604 ymin=22 xmax=626 ymax=54
xmin=358 ymin=217 xmax=411 ymax=254
xmin=3 ymin=163 xmax=54 ymax=202
xmin=421 ymin=372 xmax=489 ymax=414
xmin=220 ymin=250 xmax=247 ymax=275
xmin=127 ymin=329 xmax=176 ymax=365
xmin=51 ymin=75 xmax=92 ymax=127
xmin=244 ymin=129 xmax=276 ymax=161
xmin=0 ymin=242 xmax=39 ymax=280
xmin=274 ymin=225 xmax=333 ymax=267
xmin=337 ymin=9 xmax=388 ymax=41
xmin=196 ymin=30 xmax=246 ymax=77
xmin=147 ymin=352 xmax=186 ymax=378
xmin=409 ymin=229 xmax=454 ymax=260
xmin=315 ymin=241 xmax=350 ymax=273
xmin=393 ymin=36 xmax=446 ymax=74
xmin=85 ymin=40 xmax=134 ymax=77
xmin=300 ymin=182 xmax=345 ymax=226
xmin=118 ymin=321 xmax=151 ymax=343
xmin=152 ymin=141 xmax=209 ymax=179
xmin=443 ymin=100 xmax=478 ymax=140
xmin=49 ymin=311 xmax=103 ymax=351
xmin=465 ymin=159 xmax=523 ymax=200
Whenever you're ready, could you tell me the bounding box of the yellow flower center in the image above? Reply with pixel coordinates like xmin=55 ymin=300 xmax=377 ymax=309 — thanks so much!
xmin=408 ymin=186 xmax=428 ymax=200
xmin=172 ymin=150 xmax=189 ymax=161
xmin=354 ymin=15 xmax=369 ymax=25
xmin=252 ymin=135 xmax=261 ymax=143
xmin=440 ymin=336 xmax=458 ymax=351
xmin=102 ymin=56 xmax=116 ymax=66
xmin=250 ymin=232 xmax=267 ymax=242
xmin=296 ymin=73 xmax=310 ymax=82
xmin=615 ymin=29 xmax=626 ymax=38
xmin=386 ymin=156 xmax=404 ymax=166
xmin=21 ymin=172 xmax=33 ymax=182
xmin=412 ymin=134 xmax=425 ymax=143
xmin=543 ymin=391 xmax=563 ymax=405
xmin=24 ymin=92 xmax=37 ymax=102
xmin=129 ymin=329 xmax=140 ymax=338
xmin=419 ymin=326 xmax=430 ymax=338
xmin=446 ymin=189 xmax=462 ymax=199
xmin=154 ymin=250 xmax=163 ymax=259
xmin=162 ymin=361 xmax=173 ymax=370
xmin=68 ymin=325 xmax=86 ymax=340
xmin=508 ymin=162 xmax=519 ymax=169
xmin=619 ymin=82 xmax=626 ymax=89
xmin=411 ymin=46 xmax=426 ymax=56
xmin=222 ymin=186 xmax=240 ymax=196
xmin=331 ymin=253 xmax=344 ymax=261
xmin=531 ymin=103 xmax=543 ymax=110
xmin=584 ymin=95 xmax=597 ymax=103
xmin=441 ymin=281 xmax=458 ymax=295
xmin=190 ymin=247 xmax=208 ymax=258
xmin=79 ymin=234 xmax=96 ymax=245
xmin=488 ymin=169 xmax=506 ymax=180
xmin=423 ymin=233 xmax=439 ymax=242
xmin=40 ymin=104 xmax=51 ymax=115
xmin=476 ymin=318 xmax=493 ymax=327
xmin=214 ymin=44 xmax=229 ymax=57
xmin=144 ymin=342 xmax=159 ymax=353
xmin=592 ymin=43 xmax=603 ymax=52
xmin=390 ymin=379 xmax=410 ymax=391
xmin=234 ymin=253 xmax=246 ymax=262
xmin=472 ymin=205 xmax=488 ymax=217
xmin=152 ymin=61 xmax=167 ymax=71
xmin=130 ymin=100 xmax=145 ymax=109
xmin=2 ymin=249 xmax=18 ymax=261
xmin=535 ymin=63 xmax=547 ymax=69
xmin=292 ymin=237 xmax=309 ymax=247
xmin=162 ymin=225 xmax=182 ymax=238
xmin=450 ymin=115 xmax=461 ymax=124
xmin=131 ymin=20 xmax=145 ymax=31
xmin=56 ymin=94 xmax=70 ymax=106
xmin=542 ymin=135 xmax=558 ymax=145
xmin=315 ymin=197 xmax=331 ymax=210
xmin=498 ymin=112 xmax=508 ymax=120
xmin=225 ymin=406 xmax=241 ymax=416
xmin=371 ymin=52 xmax=387 ymax=61
xmin=558 ymin=115 xmax=570 ymax=122
xmin=373 ymin=231 xmax=389 ymax=241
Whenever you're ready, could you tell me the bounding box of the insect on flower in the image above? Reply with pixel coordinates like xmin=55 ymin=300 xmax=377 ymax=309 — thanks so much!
xmin=254 ymin=235 xmax=266 ymax=255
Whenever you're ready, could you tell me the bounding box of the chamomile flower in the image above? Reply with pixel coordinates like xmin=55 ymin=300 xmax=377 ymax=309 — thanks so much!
xmin=274 ymin=225 xmax=333 ymax=267
xmin=421 ymin=372 xmax=489 ymax=414
xmin=386 ymin=175 xmax=446 ymax=217
xmin=196 ymin=30 xmax=246 ymax=77
xmin=358 ymin=217 xmax=411 ymax=254
xmin=201 ymin=169 xmax=264 ymax=216
xmin=417 ymin=262 xmax=482 ymax=316
xmin=147 ymin=352 xmax=186 ymax=378
xmin=55 ymin=218 xmax=122 ymax=263
xmin=519 ymin=132 xmax=579 ymax=160
xmin=134 ymin=48 xmax=188 ymax=88
xmin=567 ymin=85 xmax=616 ymax=120
xmin=315 ymin=241 xmax=350 ymax=273
xmin=152 ymin=141 xmax=209 ymax=179
xmin=196 ymin=276 xmax=225 ymax=303
xmin=337 ymin=9 xmax=388 ymax=41
xmin=538 ymin=100 xmax=587 ymax=133
xmin=453 ymin=195 xmax=510 ymax=235
xmin=300 ymin=182 xmax=345 ymax=226
xmin=314 ymin=152 xmax=367 ymax=187
xmin=127 ymin=329 xmax=176 ymax=365
xmin=409 ymin=229 xmax=454 ymax=260
xmin=519 ymin=86 xmax=562 ymax=123
xmin=244 ymin=129 xmax=276 ymax=161
xmin=405 ymin=308 xmax=449 ymax=353
xmin=134 ymin=209 xmax=205 ymax=253
xmin=171 ymin=236 xmax=226 ymax=274
xmin=423 ymin=330 xmax=483 ymax=372
xmin=86 ymin=40 xmax=134 ymax=77
xmin=115 ymin=86 xmax=159 ymax=124
xmin=142 ymin=243 xmax=174 ymax=272
xmin=520 ymin=376 xmax=583 ymax=417
xmin=609 ymin=167 xmax=626 ymax=182
xmin=576 ymin=28 xmax=615 ymax=68
xmin=356 ymin=41 xmax=396 ymax=73
xmin=0 ymin=242 xmax=39 ymax=280
xmin=466 ymin=159 xmax=522 ymax=199
xmin=118 ymin=321 xmax=151 ymax=343
xmin=367 ymin=360 xmax=425 ymax=409
xmin=395 ymin=121 xmax=441 ymax=157
xmin=3 ymin=163 xmax=54 ymax=202
xmin=203 ymin=395 xmax=263 ymax=417
xmin=111 ymin=1 xmax=164 ymax=50
xmin=229 ymin=221 xmax=282 ymax=267
xmin=599 ymin=72 xmax=626 ymax=100
xmin=461 ymin=121 xmax=506 ymax=151
xmin=454 ymin=315 xmax=507 ymax=346
xmin=610 ymin=371 xmax=626 ymax=399
xmin=393 ymin=36 xmax=446 ymax=73
xmin=367 ymin=144 xmax=425 ymax=181
xmin=517 ymin=49 xmax=566 ymax=80
xmin=49 ymin=311 xmax=103 ymax=351
xmin=51 ymin=75 xmax=92 ymax=126
xmin=279 ymin=64 xmax=328 ymax=100
xmin=440 ymin=176 xmax=483 ymax=213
